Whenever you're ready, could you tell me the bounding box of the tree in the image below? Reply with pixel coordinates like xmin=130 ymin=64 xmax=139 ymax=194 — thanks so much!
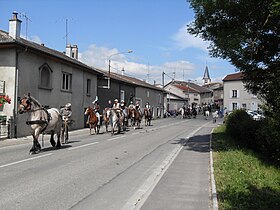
xmin=187 ymin=0 xmax=280 ymax=115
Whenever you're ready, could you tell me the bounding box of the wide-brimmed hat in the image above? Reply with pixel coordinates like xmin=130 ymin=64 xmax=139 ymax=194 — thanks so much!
xmin=114 ymin=99 xmax=118 ymax=102
xmin=65 ymin=103 xmax=71 ymax=108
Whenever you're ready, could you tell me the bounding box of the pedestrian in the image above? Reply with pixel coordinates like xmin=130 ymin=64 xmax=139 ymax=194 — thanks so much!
xmin=60 ymin=103 xmax=72 ymax=144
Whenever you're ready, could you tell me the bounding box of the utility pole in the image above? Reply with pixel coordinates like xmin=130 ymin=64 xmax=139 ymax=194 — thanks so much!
xmin=65 ymin=18 xmax=68 ymax=46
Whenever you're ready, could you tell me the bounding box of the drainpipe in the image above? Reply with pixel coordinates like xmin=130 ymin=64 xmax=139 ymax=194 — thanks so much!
xmin=12 ymin=47 xmax=27 ymax=138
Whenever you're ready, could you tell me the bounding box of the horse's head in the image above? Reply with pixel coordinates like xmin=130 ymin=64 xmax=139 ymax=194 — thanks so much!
xmin=84 ymin=106 xmax=92 ymax=115
xmin=18 ymin=95 xmax=31 ymax=114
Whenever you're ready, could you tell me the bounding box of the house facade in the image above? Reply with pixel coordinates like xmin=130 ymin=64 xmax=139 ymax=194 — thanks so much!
xmin=0 ymin=13 xmax=166 ymax=138
xmin=223 ymin=72 xmax=263 ymax=111
xmin=97 ymin=71 xmax=164 ymax=118
xmin=203 ymin=82 xmax=223 ymax=107
xmin=0 ymin=12 xmax=101 ymax=137
xmin=164 ymin=80 xmax=213 ymax=111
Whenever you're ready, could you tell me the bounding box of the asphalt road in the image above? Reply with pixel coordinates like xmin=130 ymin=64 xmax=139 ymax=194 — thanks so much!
xmin=0 ymin=115 xmax=217 ymax=210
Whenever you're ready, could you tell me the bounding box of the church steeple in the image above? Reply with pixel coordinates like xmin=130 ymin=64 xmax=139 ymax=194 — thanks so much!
xmin=203 ymin=66 xmax=211 ymax=85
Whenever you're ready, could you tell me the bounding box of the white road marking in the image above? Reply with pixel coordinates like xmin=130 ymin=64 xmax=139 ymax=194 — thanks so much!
xmin=68 ymin=142 xmax=99 ymax=150
xmin=107 ymin=135 xmax=126 ymax=141
xmin=0 ymin=153 xmax=53 ymax=169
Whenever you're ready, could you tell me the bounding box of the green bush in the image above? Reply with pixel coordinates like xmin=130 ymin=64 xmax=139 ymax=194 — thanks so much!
xmin=226 ymin=109 xmax=280 ymax=165
xmin=226 ymin=109 xmax=258 ymax=147
xmin=255 ymin=118 xmax=280 ymax=165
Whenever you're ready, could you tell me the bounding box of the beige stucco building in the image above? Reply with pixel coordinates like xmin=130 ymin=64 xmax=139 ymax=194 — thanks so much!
xmin=223 ymin=72 xmax=263 ymax=111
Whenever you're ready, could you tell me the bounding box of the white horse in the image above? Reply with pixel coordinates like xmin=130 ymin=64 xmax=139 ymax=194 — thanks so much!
xmin=205 ymin=110 xmax=210 ymax=120
xmin=178 ymin=107 xmax=184 ymax=119
xmin=18 ymin=94 xmax=62 ymax=154
xmin=212 ymin=110 xmax=219 ymax=123
xmin=110 ymin=109 xmax=124 ymax=135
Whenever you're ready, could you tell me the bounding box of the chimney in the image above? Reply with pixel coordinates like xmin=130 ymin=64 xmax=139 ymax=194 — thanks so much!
xmin=121 ymin=67 xmax=125 ymax=75
xmin=9 ymin=11 xmax=22 ymax=39
xmin=65 ymin=44 xmax=72 ymax=57
xmin=66 ymin=44 xmax=78 ymax=59
xmin=72 ymin=45 xmax=78 ymax=59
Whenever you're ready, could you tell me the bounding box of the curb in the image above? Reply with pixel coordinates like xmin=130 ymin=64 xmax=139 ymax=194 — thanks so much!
xmin=210 ymin=128 xmax=219 ymax=210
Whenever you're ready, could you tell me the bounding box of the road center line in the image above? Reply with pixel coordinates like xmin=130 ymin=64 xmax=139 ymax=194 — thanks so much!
xmin=0 ymin=153 xmax=53 ymax=169
xmin=68 ymin=142 xmax=99 ymax=150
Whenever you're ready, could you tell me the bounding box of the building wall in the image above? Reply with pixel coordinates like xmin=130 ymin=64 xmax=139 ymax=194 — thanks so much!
xmin=97 ymin=80 xmax=135 ymax=110
xmin=223 ymin=80 xmax=262 ymax=111
xmin=0 ymin=48 xmax=17 ymax=121
xmin=1 ymin=48 xmax=98 ymax=137
xmin=135 ymin=86 xmax=163 ymax=117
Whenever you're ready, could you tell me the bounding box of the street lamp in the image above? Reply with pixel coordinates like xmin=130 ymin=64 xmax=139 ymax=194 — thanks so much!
xmin=108 ymin=50 xmax=133 ymax=76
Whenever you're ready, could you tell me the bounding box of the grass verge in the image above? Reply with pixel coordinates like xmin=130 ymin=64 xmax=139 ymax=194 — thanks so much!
xmin=212 ymin=124 xmax=280 ymax=210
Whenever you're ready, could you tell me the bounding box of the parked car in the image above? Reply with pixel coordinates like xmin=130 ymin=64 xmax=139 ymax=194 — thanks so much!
xmin=246 ymin=110 xmax=264 ymax=121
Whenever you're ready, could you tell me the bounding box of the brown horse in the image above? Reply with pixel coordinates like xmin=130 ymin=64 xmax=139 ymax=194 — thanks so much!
xmin=130 ymin=108 xmax=142 ymax=129
xmin=84 ymin=106 xmax=100 ymax=135
xmin=144 ymin=108 xmax=152 ymax=126
xmin=103 ymin=108 xmax=111 ymax=132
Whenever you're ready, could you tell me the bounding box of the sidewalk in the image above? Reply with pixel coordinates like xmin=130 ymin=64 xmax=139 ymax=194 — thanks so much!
xmin=139 ymin=123 xmax=218 ymax=210
xmin=0 ymin=135 xmax=33 ymax=148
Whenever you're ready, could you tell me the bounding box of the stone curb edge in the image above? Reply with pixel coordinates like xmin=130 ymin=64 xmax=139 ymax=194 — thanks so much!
xmin=210 ymin=128 xmax=219 ymax=210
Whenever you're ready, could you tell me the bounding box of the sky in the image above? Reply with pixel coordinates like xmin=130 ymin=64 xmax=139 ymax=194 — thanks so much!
xmin=0 ymin=0 xmax=236 ymax=85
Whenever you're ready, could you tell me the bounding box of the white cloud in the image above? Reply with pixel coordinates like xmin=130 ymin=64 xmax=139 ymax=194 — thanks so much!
xmin=79 ymin=44 xmax=196 ymax=84
xmin=172 ymin=23 xmax=210 ymax=52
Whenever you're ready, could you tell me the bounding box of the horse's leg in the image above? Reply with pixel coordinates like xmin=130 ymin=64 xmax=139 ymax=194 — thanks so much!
xmin=89 ymin=124 xmax=92 ymax=135
xmin=30 ymin=129 xmax=41 ymax=154
xmin=53 ymin=127 xmax=61 ymax=149
xmin=50 ymin=130 xmax=56 ymax=147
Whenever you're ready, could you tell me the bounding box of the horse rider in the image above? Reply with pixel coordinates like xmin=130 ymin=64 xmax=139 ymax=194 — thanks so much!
xmin=60 ymin=103 xmax=72 ymax=143
xmin=107 ymin=99 xmax=113 ymax=109
xmin=112 ymin=99 xmax=122 ymax=118
xmin=120 ymin=100 xmax=128 ymax=119
xmin=128 ymin=101 xmax=135 ymax=109
xmin=145 ymin=102 xmax=151 ymax=115
xmin=135 ymin=101 xmax=142 ymax=115
xmin=92 ymin=96 xmax=101 ymax=126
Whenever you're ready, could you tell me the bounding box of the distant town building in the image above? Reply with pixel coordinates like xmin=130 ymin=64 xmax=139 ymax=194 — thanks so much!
xmin=223 ymin=72 xmax=263 ymax=111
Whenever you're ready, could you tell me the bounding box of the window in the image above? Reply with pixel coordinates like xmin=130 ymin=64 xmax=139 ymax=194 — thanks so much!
xmin=232 ymin=90 xmax=238 ymax=98
xmin=242 ymin=103 xmax=247 ymax=109
xmin=120 ymin=90 xmax=125 ymax=102
xmin=158 ymin=93 xmax=162 ymax=105
xmin=232 ymin=102 xmax=238 ymax=110
xmin=146 ymin=90 xmax=150 ymax=98
xmin=86 ymin=79 xmax=91 ymax=95
xmin=62 ymin=72 xmax=72 ymax=91
xmin=39 ymin=63 xmax=52 ymax=89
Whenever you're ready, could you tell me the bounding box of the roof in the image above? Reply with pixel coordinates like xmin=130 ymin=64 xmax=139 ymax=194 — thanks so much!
xmin=166 ymin=80 xmax=212 ymax=93
xmin=98 ymin=70 xmax=163 ymax=92
xmin=0 ymin=30 xmax=163 ymax=92
xmin=174 ymin=84 xmax=199 ymax=93
xmin=0 ymin=30 xmax=102 ymax=75
xmin=223 ymin=72 xmax=244 ymax=81
xmin=203 ymin=66 xmax=210 ymax=79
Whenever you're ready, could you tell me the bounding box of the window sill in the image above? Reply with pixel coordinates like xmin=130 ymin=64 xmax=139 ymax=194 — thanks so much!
xmin=61 ymin=89 xmax=72 ymax=93
xmin=38 ymin=86 xmax=53 ymax=91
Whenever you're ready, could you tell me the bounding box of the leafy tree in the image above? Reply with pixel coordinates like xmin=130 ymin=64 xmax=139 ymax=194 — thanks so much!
xmin=187 ymin=0 xmax=280 ymax=115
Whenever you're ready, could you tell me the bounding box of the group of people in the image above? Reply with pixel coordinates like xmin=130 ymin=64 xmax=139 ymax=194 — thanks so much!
xmin=59 ymin=97 xmax=152 ymax=142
